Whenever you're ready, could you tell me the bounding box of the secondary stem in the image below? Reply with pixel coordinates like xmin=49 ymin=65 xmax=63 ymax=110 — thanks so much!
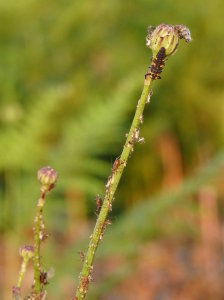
xmin=17 ymin=257 xmax=29 ymax=288
xmin=75 ymin=74 xmax=153 ymax=299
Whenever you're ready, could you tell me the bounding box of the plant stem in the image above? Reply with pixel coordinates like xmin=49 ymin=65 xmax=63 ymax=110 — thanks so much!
xmin=17 ymin=257 xmax=29 ymax=288
xmin=13 ymin=256 xmax=30 ymax=300
xmin=34 ymin=191 xmax=45 ymax=294
xmin=75 ymin=73 xmax=153 ymax=299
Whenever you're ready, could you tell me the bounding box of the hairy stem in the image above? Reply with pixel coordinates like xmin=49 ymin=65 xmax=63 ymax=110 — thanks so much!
xmin=75 ymin=73 xmax=153 ymax=299
xmin=34 ymin=191 xmax=45 ymax=294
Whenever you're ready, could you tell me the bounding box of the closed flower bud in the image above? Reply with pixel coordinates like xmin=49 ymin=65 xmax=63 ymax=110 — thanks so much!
xmin=146 ymin=23 xmax=191 ymax=57
xmin=19 ymin=245 xmax=34 ymax=260
xmin=12 ymin=286 xmax=20 ymax=297
xmin=38 ymin=166 xmax=58 ymax=192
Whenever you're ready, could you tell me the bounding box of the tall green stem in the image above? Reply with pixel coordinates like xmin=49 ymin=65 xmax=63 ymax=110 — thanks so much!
xmin=75 ymin=74 xmax=153 ymax=299
xmin=34 ymin=192 xmax=45 ymax=294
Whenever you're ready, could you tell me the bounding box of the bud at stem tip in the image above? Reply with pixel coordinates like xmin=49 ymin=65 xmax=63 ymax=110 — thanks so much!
xmin=38 ymin=166 xmax=58 ymax=192
xmin=19 ymin=245 xmax=34 ymax=260
xmin=146 ymin=23 xmax=191 ymax=57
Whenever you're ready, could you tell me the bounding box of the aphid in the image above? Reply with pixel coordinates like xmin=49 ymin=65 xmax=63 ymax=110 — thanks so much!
xmin=40 ymin=273 xmax=47 ymax=285
xmin=147 ymin=89 xmax=153 ymax=103
xmin=105 ymin=219 xmax=112 ymax=226
xmin=40 ymin=268 xmax=55 ymax=285
xmin=128 ymin=140 xmax=133 ymax=146
xmin=95 ymin=195 xmax=102 ymax=215
xmin=39 ymin=218 xmax=49 ymax=242
xmin=149 ymin=47 xmax=166 ymax=80
xmin=82 ymin=276 xmax=89 ymax=292
xmin=112 ymin=157 xmax=121 ymax=173
xmin=100 ymin=219 xmax=112 ymax=240
xmin=128 ymin=138 xmax=135 ymax=152
xmin=138 ymin=137 xmax=145 ymax=144
xmin=79 ymin=251 xmax=85 ymax=262
xmin=39 ymin=231 xmax=49 ymax=242
xmin=134 ymin=128 xmax=140 ymax=141
xmin=106 ymin=175 xmax=112 ymax=188
xmin=139 ymin=115 xmax=143 ymax=124
xmin=175 ymin=25 xmax=192 ymax=43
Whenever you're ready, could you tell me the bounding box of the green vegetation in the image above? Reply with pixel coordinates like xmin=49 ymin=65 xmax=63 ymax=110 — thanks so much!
xmin=1 ymin=1 xmax=224 ymax=299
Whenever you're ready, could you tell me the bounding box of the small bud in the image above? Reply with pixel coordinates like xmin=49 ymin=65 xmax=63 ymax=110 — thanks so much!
xmin=19 ymin=245 xmax=34 ymax=260
xmin=12 ymin=286 xmax=20 ymax=297
xmin=38 ymin=166 xmax=58 ymax=192
xmin=146 ymin=23 xmax=191 ymax=57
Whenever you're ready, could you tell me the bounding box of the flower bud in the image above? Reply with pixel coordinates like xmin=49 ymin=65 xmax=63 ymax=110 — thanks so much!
xmin=146 ymin=23 xmax=191 ymax=57
xmin=38 ymin=166 xmax=58 ymax=192
xmin=19 ymin=245 xmax=34 ymax=260
xmin=12 ymin=286 xmax=20 ymax=297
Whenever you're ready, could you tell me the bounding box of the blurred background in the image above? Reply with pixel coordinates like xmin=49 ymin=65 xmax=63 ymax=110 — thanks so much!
xmin=1 ymin=0 xmax=224 ymax=299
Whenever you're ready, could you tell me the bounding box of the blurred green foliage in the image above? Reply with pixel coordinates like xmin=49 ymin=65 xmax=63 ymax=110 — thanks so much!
xmin=1 ymin=0 xmax=224 ymax=298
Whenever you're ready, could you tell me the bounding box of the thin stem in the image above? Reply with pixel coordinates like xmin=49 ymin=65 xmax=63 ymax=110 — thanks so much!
xmin=12 ymin=257 xmax=29 ymax=300
xmin=17 ymin=257 xmax=29 ymax=288
xmin=75 ymin=74 xmax=153 ymax=299
xmin=34 ymin=191 xmax=45 ymax=294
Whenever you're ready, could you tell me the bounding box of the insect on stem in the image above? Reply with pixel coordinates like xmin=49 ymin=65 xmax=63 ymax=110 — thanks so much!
xmin=149 ymin=47 xmax=166 ymax=80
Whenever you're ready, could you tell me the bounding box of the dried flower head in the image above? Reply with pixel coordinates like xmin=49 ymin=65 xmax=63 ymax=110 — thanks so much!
xmin=174 ymin=24 xmax=192 ymax=42
xmin=38 ymin=166 xmax=58 ymax=192
xmin=146 ymin=23 xmax=191 ymax=57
